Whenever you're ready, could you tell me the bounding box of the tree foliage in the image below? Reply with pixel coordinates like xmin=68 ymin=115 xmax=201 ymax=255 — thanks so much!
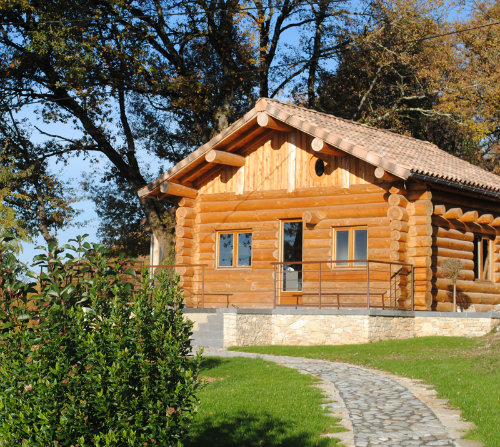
xmin=0 ymin=236 xmax=200 ymax=446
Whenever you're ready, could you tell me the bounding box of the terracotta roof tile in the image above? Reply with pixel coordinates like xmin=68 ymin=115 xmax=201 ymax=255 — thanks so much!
xmin=265 ymin=99 xmax=500 ymax=194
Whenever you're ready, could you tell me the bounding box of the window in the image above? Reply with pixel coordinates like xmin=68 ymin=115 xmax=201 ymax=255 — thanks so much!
xmin=281 ymin=221 xmax=303 ymax=291
xmin=217 ymin=232 xmax=252 ymax=268
xmin=473 ymin=235 xmax=492 ymax=281
xmin=333 ymin=227 xmax=367 ymax=266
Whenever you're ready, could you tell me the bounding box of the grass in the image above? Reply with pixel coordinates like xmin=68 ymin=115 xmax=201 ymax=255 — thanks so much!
xmin=231 ymin=334 xmax=500 ymax=447
xmin=185 ymin=356 xmax=343 ymax=447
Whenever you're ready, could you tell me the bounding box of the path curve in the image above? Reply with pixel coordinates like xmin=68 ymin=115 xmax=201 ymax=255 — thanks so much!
xmin=203 ymin=349 xmax=478 ymax=447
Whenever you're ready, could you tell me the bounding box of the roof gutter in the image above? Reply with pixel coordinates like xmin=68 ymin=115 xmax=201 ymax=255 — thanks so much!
xmin=409 ymin=172 xmax=500 ymax=200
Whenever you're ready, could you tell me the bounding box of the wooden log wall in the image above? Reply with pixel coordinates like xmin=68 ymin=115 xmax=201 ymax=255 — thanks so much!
xmin=188 ymin=184 xmax=392 ymax=308
xmin=429 ymin=187 xmax=500 ymax=312
xmin=175 ymin=197 xmax=195 ymax=305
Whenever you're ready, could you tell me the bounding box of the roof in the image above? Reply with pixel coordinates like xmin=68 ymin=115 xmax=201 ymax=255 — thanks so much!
xmin=139 ymin=98 xmax=500 ymax=198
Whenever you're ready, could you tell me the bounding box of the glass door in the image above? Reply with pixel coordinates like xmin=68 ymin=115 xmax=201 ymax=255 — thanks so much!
xmin=281 ymin=221 xmax=303 ymax=294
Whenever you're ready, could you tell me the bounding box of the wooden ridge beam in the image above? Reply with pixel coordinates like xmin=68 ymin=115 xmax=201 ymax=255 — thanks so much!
xmin=311 ymin=137 xmax=345 ymax=156
xmin=256 ymin=112 xmax=291 ymax=132
xmin=205 ymin=149 xmax=245 ymax=167
xmin=160 ymin=181 xmax=197 ymax=199
xmin=374 ymin=167 xmax=399 ymax=182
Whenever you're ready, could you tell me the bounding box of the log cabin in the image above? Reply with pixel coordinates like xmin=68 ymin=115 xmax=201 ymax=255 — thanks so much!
xmin=138 ymin=99 xmax=500 ymax=312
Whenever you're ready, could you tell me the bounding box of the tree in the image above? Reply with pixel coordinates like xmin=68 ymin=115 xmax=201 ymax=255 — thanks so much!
xmin=315 ymin=0 xmax=479 ymax=159
xmin=0 ymin=0 xmax=352 ymax=254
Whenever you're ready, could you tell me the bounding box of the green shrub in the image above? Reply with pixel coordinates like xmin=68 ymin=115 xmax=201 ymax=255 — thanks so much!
xmin=0 ymin=236 xmax=200 ymax=447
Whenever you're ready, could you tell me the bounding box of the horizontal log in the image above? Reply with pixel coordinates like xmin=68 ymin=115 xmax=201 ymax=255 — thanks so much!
xmin=369 ymin=227 xmax=391 ymax=238
xmin=205 ymin=149 xmax=246 ymax=167
xmin=374 ymin=167 xmax=399 ymax=182
xmin=433 ymin=290 xmax=500 ymax=304
xmin=198 ymin=191 xmax=388 ymax=213
xmin=459 ymin=210 xmax=478 ymax=223
xmin=389 ymin=251 xmax=405 ymax=262
xmin=175 ymin=255 xmax=193 ymax=264
xmin=176 ymin=206 xmax=195 ymax=219
xmin=388 ymin=194 xmax=408 ymax=207
xmin=389 ymin=185 xmax=407 ymax=195
xmin=175 ymin=238 xmax=193 ymax=250
xmin=409 ymin=215 xmax=432 ymax=226
xmin=257 ymin=112 xmax=292 ymax=131
xmin=407 ymin=236 xmax=432 ymax=248
xmin=303 ymin=210 xmax=325 ymax=225
xmin=413 ymin=291 xmax=432 ymax=309
xmin=407 ymin=200 xmax=433 ymax=217
xmin=430 ymin=189 xmax=500 ymax=213
xmin=433 ymin=247 xmax=473 ymax=260
xmin=311 ymin=137 xmax=345 ymax=156
xmin=390 ymin=220 xmax=409 ymax=232
xmin=198 ymin=202 xmax=389 ymax=224
xmin=408 ymin=247 xmax=432 ymax=257
xmin=434 ymin=278 xmax=500 ymax=294
xmin=443 ymin=207 xmax=463 ymax=220
xmin=412 ymin=256 xmax=432 ymax=268
xmin=433 ymin=267 xmax=474 ymax=281
xmin=161 ymin=181 xmax=197 ymax=199
xmin=433 ymin=227 xmax=473 ymax=242
xmin=433 ymin=204 xmax=446 ymax=215
xmin=407 ymin=189 xmax=432 ymax=201
xmin=433 ymin=237 xmax=473 ymax=251
xmin=408 ymin=224 xmax=432 ymax=237
xmin=178 ymin=197 xmax=196 ymax=208
xmin=387 ymin=206 xmax=408 ymax=222
xmin=177 ymin=217 xmax=194 ymax=228
xmin=390 ymin=241 xmax=404 ymax=252
xmin=433 ymin=257 xmax=474 ymax=270
xmin=175 ymin=226 xmax=193 ymax=239
xmin=477 ymin=214 xmax=494 ymax=225
xmin=391 ymin=230 xmax=407 ymax=242
xmin=321 ymin=217 xmax=390 ymax=227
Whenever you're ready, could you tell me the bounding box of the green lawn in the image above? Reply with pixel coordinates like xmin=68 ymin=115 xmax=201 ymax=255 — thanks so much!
xmin=185 ymin=356 xmax=343 ymax=447
xmin=232 ymin=334 xmax=500 ymax=447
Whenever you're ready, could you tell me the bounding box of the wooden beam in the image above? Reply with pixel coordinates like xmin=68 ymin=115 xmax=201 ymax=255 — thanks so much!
xmin=160 ymin=181 xmax=197 ymax=199
xmin=205 ymin=149 xmax=245 ymax=167
xmin=443 ymin=207 xmax=463 ymax=219
xmin=477 ymin=214 xmax=494 ymax=224
xmin=374 ymin=167 xmax=399 ymax=182
xmin=459 ymin=210 xmax=478 ymax=223
xmin=256 ymin=112 xmax=291 ymax=131
xmin=433 ymin=204 xmax=446 ymax=215
xmin=302 ymin=210 xmax=325 ymax=225
xmin=311 ymin=137 xmax=345 ymax=156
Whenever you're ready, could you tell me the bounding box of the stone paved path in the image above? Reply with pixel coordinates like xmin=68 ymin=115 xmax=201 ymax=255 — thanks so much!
xmin=203 ymin=349 xmax=476 ymax=447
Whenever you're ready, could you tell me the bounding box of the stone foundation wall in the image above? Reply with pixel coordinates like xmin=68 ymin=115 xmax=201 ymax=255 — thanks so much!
xmin=185 ymin=309 xmax=500 ymax=347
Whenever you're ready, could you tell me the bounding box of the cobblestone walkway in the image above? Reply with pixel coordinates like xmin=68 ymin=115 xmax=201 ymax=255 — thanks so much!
xmin=203 ymin=349 xmax=477 ymax=447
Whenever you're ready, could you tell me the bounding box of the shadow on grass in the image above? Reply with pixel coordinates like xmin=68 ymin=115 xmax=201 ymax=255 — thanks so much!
xmin=199 ymin=356 xmax=225 ymax=372
xmin=185 ymin=411 xmax=332 ymax=447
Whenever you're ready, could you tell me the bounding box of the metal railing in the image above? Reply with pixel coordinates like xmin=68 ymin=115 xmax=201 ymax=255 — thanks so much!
xmin=271 ymin=260 xmax=415 ymax=310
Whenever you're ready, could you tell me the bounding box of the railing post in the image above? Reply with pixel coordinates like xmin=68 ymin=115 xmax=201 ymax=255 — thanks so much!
xmin=201 ymin=265 xmax=205 ymax=309
xmin=273 ymin=264 xmax=277 ymax=309
xmin=318 ymin=262 xmax=322 ymax=309
xmin=366 ymin=260 xmax=370 ymax=309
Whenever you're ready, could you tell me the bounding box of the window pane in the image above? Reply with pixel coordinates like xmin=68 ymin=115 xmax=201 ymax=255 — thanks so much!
xmin=237 ymin=233 xmax=252 ymax=266
xmin=354 ymin=229 xmax=367 ymax=266
xmin=282 ymin=222 xmax=302 ymax=291
xmin=335 ymin=230 xmax=349 ymax=266
xmin=218 ymin=233 xmax=233 ymax=267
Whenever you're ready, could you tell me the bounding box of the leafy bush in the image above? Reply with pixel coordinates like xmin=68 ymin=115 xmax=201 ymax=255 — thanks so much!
xmin=0 ymin=236 xmax=200 ymax=447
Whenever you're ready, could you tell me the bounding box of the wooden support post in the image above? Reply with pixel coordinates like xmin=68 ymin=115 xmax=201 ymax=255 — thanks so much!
xmin=205 ymin=149 xmax=245 ymax=167
xmin=256 ymin=112 xmax=291 ymax=131
xmin=160 ymin=181 xmax=197 ymax=199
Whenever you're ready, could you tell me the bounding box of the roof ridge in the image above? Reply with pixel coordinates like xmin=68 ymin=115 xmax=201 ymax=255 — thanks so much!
xmin=264 ymin=97 xmax=440 ymax=149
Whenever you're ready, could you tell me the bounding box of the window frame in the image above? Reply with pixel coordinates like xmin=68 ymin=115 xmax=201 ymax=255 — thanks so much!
xmin=332 ymin=226 xmax=368 ymax=268
xmin=473 ymin=234 xmax=493 ymax=281
xmin=216 ymin=230 xmax=253 ymax=269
